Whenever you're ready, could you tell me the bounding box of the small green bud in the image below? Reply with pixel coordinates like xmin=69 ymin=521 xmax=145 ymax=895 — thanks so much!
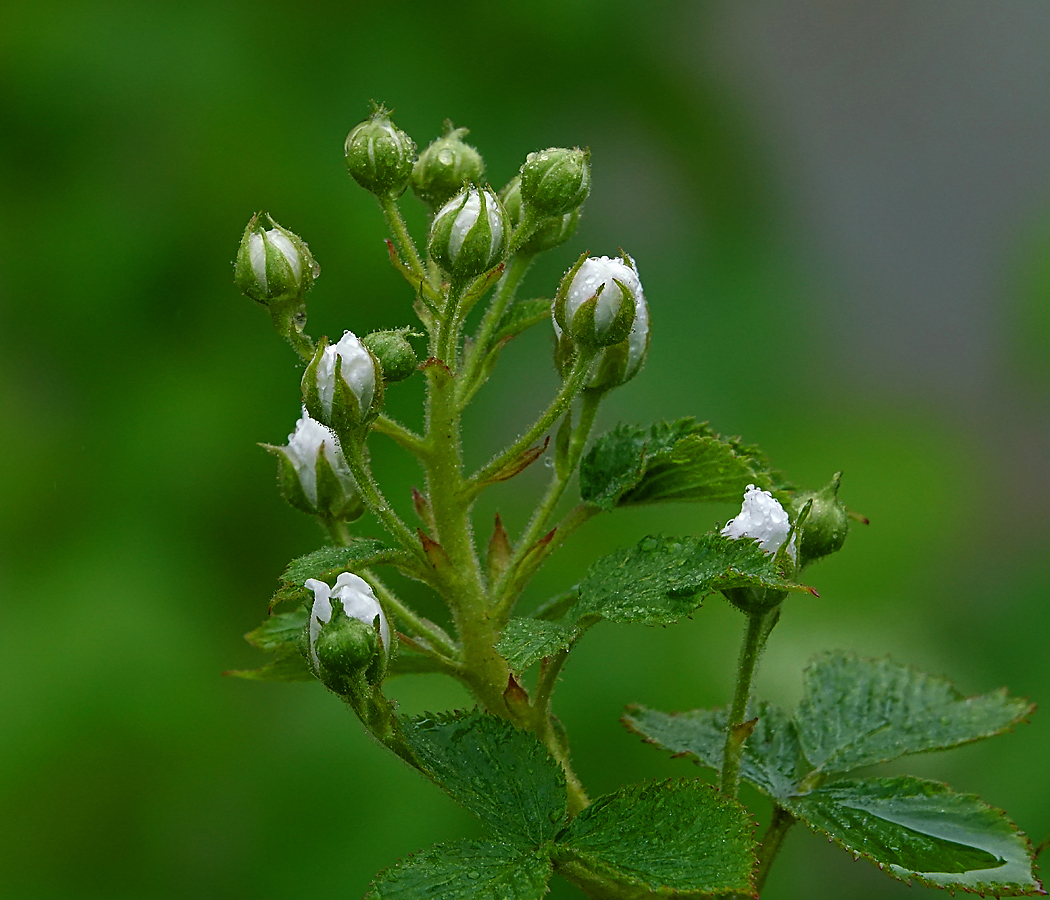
xmin=362 ymin=329 xmax=419 ymax=383
xmin=791 ymin=474 xmax=850 ymax=566
xmin=234 ymin=213 xmax=318 ymax=305
xmin=412 ymin=121 xmax=485 ymax=211
xmin=428 ymin=186 xmax=509 ymax=281
xmin=501 ymin=176 xmax=579 ymax=255
xmin=520 ymin=147 xmax=590 ymax=219
xmin=314 ymin=601 xmax=379 ymax=679
xmin=344 ymin=105 xmax=416 ymax=199
xmin=306 ymin=574 xmax=391 ymax=690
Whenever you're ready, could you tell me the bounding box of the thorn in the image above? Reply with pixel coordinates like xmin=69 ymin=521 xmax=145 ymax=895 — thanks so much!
xmin=730 ymin=717 xmax=759 ymax=743
xmin=412 ymin=487 xmax=434 ymax=527
xmin=418 ymin=528 xmax=450 ymax=569
xmin=808 ymin=587 xmax=820 ymax=597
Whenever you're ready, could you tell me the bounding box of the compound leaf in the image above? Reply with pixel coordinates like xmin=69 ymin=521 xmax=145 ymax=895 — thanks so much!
xmin=555 ymin=778 xmax=756 ymax=896
xmin=787 ymin=777 xmax=1042 ymax=895
xmin=796 ymin=653 xmax=1035 ymax=774
xmin=401 ymin=710 xmax=566 ymax=846
xmin=367 ymin=839 xmax=552 ymax=900
xmin=624 ymin=702 xmax=802 ymax=801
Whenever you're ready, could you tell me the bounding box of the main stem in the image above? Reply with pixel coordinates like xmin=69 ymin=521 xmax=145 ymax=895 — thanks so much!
xmin=720 ymin=607 xmax=774 ymax=796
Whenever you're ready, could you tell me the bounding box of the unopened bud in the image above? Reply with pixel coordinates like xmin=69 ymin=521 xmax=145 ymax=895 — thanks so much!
xmin=790 ymin=474 xmax=850 ymax=566
xmin=722 ymin=484 xmax=796 ymax=561
xmin=428 ymin=186 xmax=509 ymax=281
xmin=306 ymin=574 xmax=391 ymax=688
xmin=234 ymin=213 xmax=318 ymax=305
xmin=302 ymin=331 xmax=383 ymax=436
xmin=520 ymin=147 xmax=590 ymax=219
xmin=412 ymin=122 xmax=485 ymax=211
xmin=344 ymin=105 xmax=416 ymax=199
xmin=362 ymin=329 xmax=419 ymax=383
xmin=502 ymin=176 xmax=579 ymax=255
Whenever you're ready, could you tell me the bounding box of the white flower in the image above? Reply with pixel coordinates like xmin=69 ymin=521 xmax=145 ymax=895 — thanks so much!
xmin=248 ymin=228 xmax=302 ymax=293
xmin=315 ymin=331 xmax=376 ymax=419
xmin=305 ymin=573 xmax=390 ymax=666
xmin=436 ymin=187 xmax=505 ymax=268
xmin=283 ymin=410 xmax=355 ymax=507
xmin=722 ymin=484 xmax=796 ymax=560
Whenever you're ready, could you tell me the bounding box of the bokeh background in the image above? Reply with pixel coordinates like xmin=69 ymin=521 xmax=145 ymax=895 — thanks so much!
xmin=2 ymin=2 xmax=1049 ymax=898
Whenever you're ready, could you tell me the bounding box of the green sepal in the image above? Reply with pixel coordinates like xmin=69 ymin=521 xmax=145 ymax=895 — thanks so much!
xmin=400 ymin=709 xmax=567 ymax=846
xmin=313 ymin=440 xmax=365 ymax=522
xmin=518 ymin=208 xmax=579 ymax=255
xmin=313 ymin=598 xmax=386 ymax=693
xmin=554 ymin=408 xmax=573 ymax=480
xmin=584 ymin=340 xmax=632 ymax=393
xmin=344 ymin=104 xmax=416 ymax=199
xmin=300 ymin=337 xmax=328 ymax=424
xmin=790 ymin=472 xmax=851 ymax=566
xmin=261 ymin=442 xmax=315 ymax=515
xmin=786 ymin=777 xmax=1042 ymax=896
xmin=411 ymin=122 xmax=485 ymax=212
xmin=579 ymin=418 xmax=786 ymax=511
xmin=269 ymin=540 xmax=397 ymax=610
xmin=363 ymin=328 xmax=421 ymax=383
xmin=553 ymin=778 xmax=756 ymax=897
xmin=552 ymin=251 xmax=590 ymax=332
xmin=428 ymin=186 xmax=508 ymax=281
xmin=519 ymin=146 xmax=591 ymax=219
xmin=366 ymin=839 xmax=552 ymax=900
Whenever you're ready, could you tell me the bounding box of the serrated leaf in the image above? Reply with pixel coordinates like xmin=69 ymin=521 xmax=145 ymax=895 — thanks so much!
xmin=579 ymin=418 xmax=785 ymax=511
xmin=401 ymin=710 xmax=567 ymax=845
xmin=555 ymin=778 xmax=756 ymax=896
xmin=224 ymin=650 xmax=312 ymax=682
xmin=367 ymin=839 xmax=552 ymax=900
xmin=624 ymin=702 xmax=802 ymax=800
xmin=244 ymin=609 xmax=308 ymax=652
xmin=270 ymin=540 xmax=395 ymax=608
xmin=571 ymin=532 xmax=809 ymax=625
xmin=787 ymin=777 xmax=1042 ymax=895
xmin=492 ymin=298 xmax=552 ymax=346
xmin=796 ymin=653 xmax=1035 ymax=774
xmin=495 ymin=619 xmax=576 ymax=673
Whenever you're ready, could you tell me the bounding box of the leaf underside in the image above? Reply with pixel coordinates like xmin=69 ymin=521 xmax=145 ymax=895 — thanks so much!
xmin=367 ymin=839 xmax=552 ymax=900
xmin=401 ymin=710 xmax=567 ymax=846
xmin=270 ymin=539 xmax=394 ymax=608
xmin=226 ymin=609 xmax=311 ymax=682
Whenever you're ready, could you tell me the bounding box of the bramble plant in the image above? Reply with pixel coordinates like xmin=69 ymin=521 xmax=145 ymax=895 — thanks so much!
xmin=230 ymin=104 xmax=1045 ymax=899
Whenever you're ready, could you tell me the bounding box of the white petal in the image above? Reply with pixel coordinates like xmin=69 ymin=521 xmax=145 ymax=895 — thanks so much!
xmin=266 ymin=229 xmax=301 ymax=284
xmin=248 ymin=233 xmax=267 ymax=291
xmin=721 ymin=484 xmax=794 ymax=558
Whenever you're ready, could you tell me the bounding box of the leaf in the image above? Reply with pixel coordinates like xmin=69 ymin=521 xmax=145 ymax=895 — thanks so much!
xmin=244 ymin=609 xmax=308 ymax=652
xmin=555 ymin=778 xmax=756 ymax=896
xmin=270 ymin=540 xmax=396 ymax=608
xmin=492 ymin=298 xmax=552 ymax=346
xmin=367 ymin=839 xmax=552 ymax=900
xmin=579 ymin=418 xmax=785 ymax=511
xmin=787 ymin=777 xmax=1043 ymax=895
xmin=401 ymin=710 xmax=567 ymax=845
xmin=570 ymin=532 xmax=810 ymax=626
xmin=495 ymin=618 xmax=576 ymax=673
xmin=224 ymin=650 xmax=312 ymax=682
xmin=796 ymin=653 xmax=1035 ymax=774
xmin=623 ymin=702 xmax=802 ymax=800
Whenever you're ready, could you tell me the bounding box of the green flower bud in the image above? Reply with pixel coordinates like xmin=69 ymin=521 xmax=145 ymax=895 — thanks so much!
xmin=791 ymin=473 xmax=850 ymax=566
xmin=362 ymin=329 xmax=420 ymax=383
xmin=344 ymin=105 xmax=416 ymax=199
xmin=307 ymin=574 xmax=391 ymax=690
xmin=234 ymin=213 xmax=318 ymax=306
xmin=520 ymin=147 xmax=590 ymax=219
xmin=501 ymin=176 xmax=579 ymax=255
xmin=411 ymin=121 xmax=485 ymax=211
xmin=428 ymin=186 xmax=509 ymax=282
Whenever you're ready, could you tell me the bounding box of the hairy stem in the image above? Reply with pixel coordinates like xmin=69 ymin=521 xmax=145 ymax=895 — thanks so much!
xmin=380 ymin=196 xmax=427 ymax=284
xmin=372 ymin=414 xmax=428 ymax=457
xmin=345 ymin=447 xmax=423 ymax=562
xmin=753 ymin=806 xmax=796 ymax=895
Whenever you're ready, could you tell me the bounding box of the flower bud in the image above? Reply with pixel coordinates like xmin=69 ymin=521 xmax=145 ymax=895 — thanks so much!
xmin=264 ymin=411 xmax=364 ymax=521
xmin=790 ymin=473 xmax=850 ymax=566
xmin=234 ymin=213 xmax=318 ymax=305
xmin=302 ymin=331 xmax=383 ymax=436
xmin=553 ymin=253 xmax=649 ymax=389
xmin=306 ymin=574 xmax=391 ymax=687
xmin=344 ymin=105 xmax=416 ymax=199
xmin=411 ymin=122 xmax=485 ymax=211
xmin=362 ymin=329 xmax=419 ymax=383
xmin=428 ymin=186 xmax=509 ymax=281
xmin=722 ymin=484 xmax=796 ymax=561
xmin=502 ymin=176 xmax=579 ymax=255
xmin=519 ymin=147 xmax=590 ymax=219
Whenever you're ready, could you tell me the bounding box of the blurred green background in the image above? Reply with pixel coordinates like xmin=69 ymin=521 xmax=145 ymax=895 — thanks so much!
xmin=2 ymin=2 xmax=1049 ymax=898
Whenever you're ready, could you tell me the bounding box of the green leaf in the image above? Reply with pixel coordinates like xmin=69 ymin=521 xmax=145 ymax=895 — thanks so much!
xmin=401 ymin=710 xmax=567 ymax=845
xmin=787 ymin=777 xmax=1042 ymax=895
xmin=571 ymin=532 xmax=810 ymax=626
xmin=796 ymin=653 xmax=1035 ymax=774
xmin=580 ymin=418 xmax=784 ymax=511
xmin=367 ymin=839 xmax=552 ymax=900
xmin=270 ymin=540 xmax=395 ymax=608
xmin=244 ymin=609 xmax=308 ymax=652
xmin=495 ymin=618 xmax=576 ymax=673
xmin=623 ymin=702 xmax=802 ymax=800
xmin=492 ymin=297 xmax=552 ymax=346
xmin=224 ymin=650 xmax=312 ymax=682
xmin=556 ymin=779 xmax=756 ymax=896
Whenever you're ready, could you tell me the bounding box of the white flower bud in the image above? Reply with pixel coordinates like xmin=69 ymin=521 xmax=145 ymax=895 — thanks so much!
xmin=722 ymin=484 xmax=796 ymax=560
xmin=282 ymin=411 xmax=354 ymax=508
xmin=306 ymin=573 xmax=390 ymax=666
xmin=249 ymin=229 xmax=300 ymax=292
xmin=315 ymin=331 xmax=376 ymax=420
xmin=234 ymin=213 xmax=318 ymax=306
xmin=428 ymin=186 xmax=509 ymax=280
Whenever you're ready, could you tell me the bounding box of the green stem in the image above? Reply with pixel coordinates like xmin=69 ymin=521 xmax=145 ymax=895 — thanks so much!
xmin=437 ymin=280 xmax=466 ymax=366
xmin=721 ymin=608 xmax=775 ymax=796
xmin=380 ymin=197 xmax=426 ymax=283
xmin=753 ymin=806 xmax=796 ymax=895
xmin=373 ymin=414 xmax=428 ymax=458
xmin=360 ymin=567 xmax=459 ymax=660
xmin=345 ymin=447 xmax=423 ymax=561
